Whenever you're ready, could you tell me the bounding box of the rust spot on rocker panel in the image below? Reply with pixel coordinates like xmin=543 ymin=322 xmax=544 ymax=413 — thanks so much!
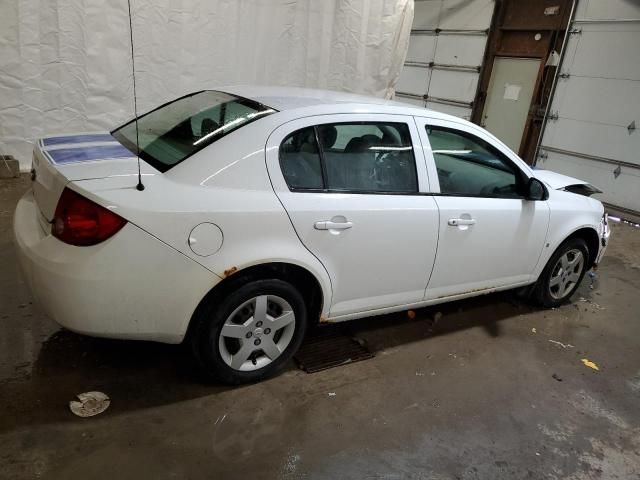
xmin=319 ymin=315 xmax=331 ymax=324
xmin=436 ymin=286 xmax=496 ymax=299
xmin=223 ymin=266 xmax=238 ymax=277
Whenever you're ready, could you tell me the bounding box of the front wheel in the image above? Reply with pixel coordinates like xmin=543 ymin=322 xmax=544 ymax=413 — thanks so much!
xmin=190 ymin=279 xmax=307 ymax=384
xmin=532 ymin=237 xmax=589 ymax=308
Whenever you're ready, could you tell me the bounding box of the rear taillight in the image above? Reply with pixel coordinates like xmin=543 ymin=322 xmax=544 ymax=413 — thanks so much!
xmin=52 ymin=188 xmax=126 ymax=246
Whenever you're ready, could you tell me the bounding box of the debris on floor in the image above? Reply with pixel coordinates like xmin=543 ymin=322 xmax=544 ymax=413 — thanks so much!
xmin=578 ymin=297 xmax=605 ymax=310
xmin=552 ymin=373 xmax=563 ymax=382
xmin=581 ymin=358 xmax=600 ymax=371
xmin=549 ymin=339 xmax=574 ymax=349
xmin=69 ymin=391 xmax=110 ymax=418
xmin=328 ymin=392 xmax=336 ymax=397
xmin=531 ymin=327 xmax=537 ymax=334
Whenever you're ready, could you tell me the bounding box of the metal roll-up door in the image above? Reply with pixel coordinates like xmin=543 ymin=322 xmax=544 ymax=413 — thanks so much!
xmin=395 ymin=0 xmax=495 ymax=120
xmin=536 ymin=0 xmax=640 ymax=216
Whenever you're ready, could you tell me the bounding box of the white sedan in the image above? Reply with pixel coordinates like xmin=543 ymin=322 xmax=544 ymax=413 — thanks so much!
xmin=14 ymin=86 xmax=610 ymax=384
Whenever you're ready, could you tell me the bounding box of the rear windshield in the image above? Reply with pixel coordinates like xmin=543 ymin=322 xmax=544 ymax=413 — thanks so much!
xmin=111 ymin=90 xmax=276 ymax=172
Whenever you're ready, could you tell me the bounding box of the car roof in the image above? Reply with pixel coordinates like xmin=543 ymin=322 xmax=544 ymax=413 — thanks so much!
xmin=220 ymin=85 xmax=444 ymax=117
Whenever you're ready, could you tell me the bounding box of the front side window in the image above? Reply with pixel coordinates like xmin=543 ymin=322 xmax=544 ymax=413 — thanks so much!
xmin=279 ymin=122 xmax=418 ymax=193
xmin=425 ymin=126 xmax=524 ymax=198
xmin=112 ymin=90 xmax=276 ymax=172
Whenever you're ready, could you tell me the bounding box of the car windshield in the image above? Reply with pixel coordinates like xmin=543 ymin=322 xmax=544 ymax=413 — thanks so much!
xmin=111 ymin=90 xmax=276 ymax=172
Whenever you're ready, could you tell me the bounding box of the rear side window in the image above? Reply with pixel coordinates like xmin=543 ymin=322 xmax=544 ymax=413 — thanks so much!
xmin=112 ymin=90 xmax=276 ymax=172
xmin=279 ymin=127 xmax=324 ymax=190
xmin=425 ymin=126 xmax=524 ymax=198
xmin=279 ymin=122 xmax=417 ymax=193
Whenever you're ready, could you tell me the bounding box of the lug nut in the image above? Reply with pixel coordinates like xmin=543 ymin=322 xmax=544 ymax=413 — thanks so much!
xmin=254 ymin=339 xmax=261 ymax=346
xmin=245 ymin=332 xmax=253 ymax=339
xmin=256 ymin=321 xmax=263 ymax=327
xmin=264 ymin=328 xmax=271 ymax=334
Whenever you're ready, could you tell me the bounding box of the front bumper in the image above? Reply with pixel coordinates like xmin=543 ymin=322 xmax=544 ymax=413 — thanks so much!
xmin=595 ymin=213 xmax=611 ymax=266
xmin=13 ymin=190 xmax=217 ymax=343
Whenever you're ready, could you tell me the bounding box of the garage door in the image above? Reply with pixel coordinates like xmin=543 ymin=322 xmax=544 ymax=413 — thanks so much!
xmin=536 ymin=0 xmax=640 ymax=216
xmin=395 ymin=0 xmax=495 ymax=120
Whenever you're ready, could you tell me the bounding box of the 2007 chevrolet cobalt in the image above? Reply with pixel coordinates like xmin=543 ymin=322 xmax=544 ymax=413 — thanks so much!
xmin=14 ymin=86 xmax=610 ymax=383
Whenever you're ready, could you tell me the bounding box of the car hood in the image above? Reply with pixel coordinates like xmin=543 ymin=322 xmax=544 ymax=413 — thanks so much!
xmin=533 ymin=169 xmax=602 ymax=196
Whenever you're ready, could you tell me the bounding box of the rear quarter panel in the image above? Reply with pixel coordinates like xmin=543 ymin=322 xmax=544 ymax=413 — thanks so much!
xmin=72 ymin=120 xmax=333 ymax=318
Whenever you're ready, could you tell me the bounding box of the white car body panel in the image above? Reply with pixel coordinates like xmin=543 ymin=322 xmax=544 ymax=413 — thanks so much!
xmin=427 ymin=196 xmax=549 ymax=298
xmin=413 ymin=116 xmax=550 ymax=298
xmin=14 ymin=190 xmax=216 ymax=343
xmin=266 ymin=114 xmax=439 ymax=317
xmin=13 ymin=86 xmax=609 ymax=343
xmin=530 ymin=189 xmax=605 ymax=279
xmin=533 ymin=169 xmax=591 ymax=190
xmin=69 ymin=127 xmax=334 ymax=318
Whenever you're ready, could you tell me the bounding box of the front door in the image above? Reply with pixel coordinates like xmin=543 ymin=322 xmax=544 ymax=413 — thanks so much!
xmin=414 ymin=116 xmax=549 ymax=300
xmin=481 ymin=57 xmax=541 ymax=154
xmin=266 ymin=114 xmax=439 ymax=318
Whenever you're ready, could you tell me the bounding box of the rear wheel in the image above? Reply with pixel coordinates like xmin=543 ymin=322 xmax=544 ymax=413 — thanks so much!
xmin=532 ymin=238 xmax=589 ymax=308
xmin=190 ymin=279 xmax=307 ymax=384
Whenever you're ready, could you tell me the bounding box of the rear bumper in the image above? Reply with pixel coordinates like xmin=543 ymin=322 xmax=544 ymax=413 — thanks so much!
xmin=13 ymin=190 xmax=218 ymax=343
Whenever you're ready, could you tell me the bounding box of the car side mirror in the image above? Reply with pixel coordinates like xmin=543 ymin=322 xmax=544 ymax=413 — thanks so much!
xmin=526 ymin=177 xmax=548 ymax=201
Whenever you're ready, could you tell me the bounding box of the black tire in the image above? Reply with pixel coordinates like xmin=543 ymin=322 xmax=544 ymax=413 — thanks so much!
xmin=190 ymin=279 xmax=307 ymax=384
xmin=532 ymin=237 xmax=589 ymax=308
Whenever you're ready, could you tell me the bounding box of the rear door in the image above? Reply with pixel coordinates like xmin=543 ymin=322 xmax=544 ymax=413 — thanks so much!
xmin=266 ymin=114 xmax=439 ymax=318
xmin=414 ymin=116 xmax=550 ymax=300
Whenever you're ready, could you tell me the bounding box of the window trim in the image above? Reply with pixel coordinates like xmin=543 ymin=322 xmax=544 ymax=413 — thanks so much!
xmin=278 ymin=121 xmax=420 ymax=195
xmin=312 ymin=126 xmax=330 ymax=189
xmin=424 ymin=124 xmax=529 ymax=199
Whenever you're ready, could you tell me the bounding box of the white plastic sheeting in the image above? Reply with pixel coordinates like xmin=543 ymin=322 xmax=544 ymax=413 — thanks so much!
xmin=0 ymin=0 xmax=414 ymax=170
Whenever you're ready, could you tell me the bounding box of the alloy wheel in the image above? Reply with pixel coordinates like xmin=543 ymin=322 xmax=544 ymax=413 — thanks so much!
xmin=218 ymin=295 xmax=296 ymax=371
xmin=548 ymin=248 xmax=584 ymax=300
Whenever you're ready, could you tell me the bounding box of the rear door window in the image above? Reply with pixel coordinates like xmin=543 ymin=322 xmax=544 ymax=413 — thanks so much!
xmin=279 ymin=122 xmax=418 ymax=194
xmin=279 ymin=127 xmax=324 ymax=190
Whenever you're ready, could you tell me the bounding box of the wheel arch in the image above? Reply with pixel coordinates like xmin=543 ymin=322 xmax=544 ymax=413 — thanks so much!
xmin=562 ymin=227 xmax=600 ymax=270
xmin=533 ymin=223 xmax=601 ymax=284
xmin=185 ymin=262 xmax=327 ymax=343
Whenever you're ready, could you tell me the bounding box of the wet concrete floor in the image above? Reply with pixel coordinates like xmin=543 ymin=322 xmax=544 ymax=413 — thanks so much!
xmin=1 ymin=175 xmax=639 ymax=479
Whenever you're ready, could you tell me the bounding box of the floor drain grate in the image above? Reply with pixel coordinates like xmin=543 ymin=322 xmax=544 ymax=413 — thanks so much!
xmin=294 ymin=327 xmax=374 ymax=373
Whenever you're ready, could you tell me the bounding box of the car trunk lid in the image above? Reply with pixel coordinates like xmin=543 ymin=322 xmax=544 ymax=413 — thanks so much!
xmin=31 ymin=133 xmax=151 ymax=221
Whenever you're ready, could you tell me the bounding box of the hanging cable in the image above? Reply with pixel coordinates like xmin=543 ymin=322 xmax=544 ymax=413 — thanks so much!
xmin=127 ymin=0 xmax=144 ymax=191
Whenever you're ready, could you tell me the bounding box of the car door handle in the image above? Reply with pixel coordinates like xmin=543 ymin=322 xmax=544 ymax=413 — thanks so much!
xmin=448 ymin=218 xmax=476 ymax=226
xmin=314 ymin=221 xmax=353 ymax=230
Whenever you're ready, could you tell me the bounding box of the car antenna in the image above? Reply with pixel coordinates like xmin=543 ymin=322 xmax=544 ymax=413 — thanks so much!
xmin=127 ymin=0 xmax=144 ymax=191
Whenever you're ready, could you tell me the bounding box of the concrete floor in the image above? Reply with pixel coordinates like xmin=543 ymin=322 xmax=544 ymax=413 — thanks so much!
xmin=1 ymin=175 xmax=640 ymax=480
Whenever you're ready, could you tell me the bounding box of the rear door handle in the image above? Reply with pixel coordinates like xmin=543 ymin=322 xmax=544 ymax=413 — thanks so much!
xmin=314 ymin=221 xmax=353 ymax=230
xmin=448 ymin=218 xmax=476 ymax=226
